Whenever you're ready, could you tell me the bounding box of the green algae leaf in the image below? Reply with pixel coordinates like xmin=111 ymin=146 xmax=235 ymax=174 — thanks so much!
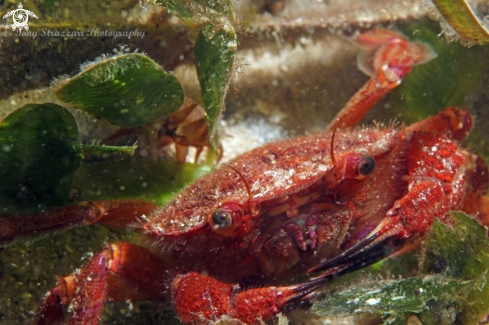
xmin=73 ymin=160 xmax=211 ymax=205
xmin=423 ymin=211 xmax=489 ymax=323
xmin=195 ymin=23 xmax=237 ymax=139
xmin=423 ymin=211 xmax=489 ymax=278
xmin=385 ymin=24 xmax=488 ymax=122
xmin=0 ymin=103 xmax=81 ymax=213
xmin=311 ymin=274 xmax=475 ymax=324
xmin=430 ymin=0 xmax=489 ymax=44
xmin=56 ymin=53 xmax=184 ymax=127
xmin=79 ymin=144 xmax=137 ymax=160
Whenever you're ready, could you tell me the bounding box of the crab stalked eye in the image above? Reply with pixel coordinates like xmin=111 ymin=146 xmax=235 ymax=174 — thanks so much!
xmin=358 ymin=155 xmax=376 ymax=176
xmin=211 ymin=209 xmax=233 ymax=229
xmin=342 ymin=154 xmax=377 ymax=180
xmin=208 ymin=203 xmax=243 ymax=235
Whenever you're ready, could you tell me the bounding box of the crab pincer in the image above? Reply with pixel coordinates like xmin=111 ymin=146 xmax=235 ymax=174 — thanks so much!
xmin=310 ymin=107 xmax=488 ymax=276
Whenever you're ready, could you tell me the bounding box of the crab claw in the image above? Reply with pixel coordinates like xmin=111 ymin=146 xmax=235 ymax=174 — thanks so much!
xmin=308 ymin=176 xmax=461 ymax=276
xmin=273 ymin=275 xmax=335 ymax=310
xmin=308 ymin=218 xmax=404 ymax=275
xmin=173 ymin=272 xmax=332 ymax=325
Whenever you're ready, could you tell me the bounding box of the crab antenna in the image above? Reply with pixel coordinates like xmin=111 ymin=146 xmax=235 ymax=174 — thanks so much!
xmin=331 ymin=127 xmax=338 ymax=169
xmin=224 ymin=164 xmax=253 ymax=202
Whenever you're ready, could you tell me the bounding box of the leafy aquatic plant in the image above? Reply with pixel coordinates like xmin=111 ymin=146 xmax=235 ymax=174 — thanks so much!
xmin=56 ymin=52 xmax=184 ymax=127
xmin=0 ymin=0 xmax=239 ymax=214
xmin=154 ymin=0 xmax=238 ymax=138
xmin=312 ymin=212 xmax=489 ymax=324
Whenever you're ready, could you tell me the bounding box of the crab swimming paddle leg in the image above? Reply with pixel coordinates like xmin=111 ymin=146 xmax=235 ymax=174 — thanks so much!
xmin=327 ymin=29 xmax=436 ymax=131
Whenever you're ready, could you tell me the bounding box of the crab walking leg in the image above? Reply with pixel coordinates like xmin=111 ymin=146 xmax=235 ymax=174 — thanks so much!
xmin=0 ymin=200 xmax=158 ymax=245
xmin=326 ymin=69 xmax=401 ymax=131
xmin=326 ymin=30 xmax=436 ymax=131
xmin=35 ymin=242 xmax=331 ymax=325
xmin=35 ymin=243 xmax=172 ymax=325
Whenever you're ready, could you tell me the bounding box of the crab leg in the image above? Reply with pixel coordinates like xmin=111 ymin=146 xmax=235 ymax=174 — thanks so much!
xmin=0 ymin=200 xmax=158 ymax=245
xmin=173 ymin=272 xmax=332 ymax=325
xmin=327 ymin=29 xmax=436 ymax=131
xmin=36 ymin=242 xmax=332 ymax=325
xmin=35 ymin=243 xmax=172 ymax=325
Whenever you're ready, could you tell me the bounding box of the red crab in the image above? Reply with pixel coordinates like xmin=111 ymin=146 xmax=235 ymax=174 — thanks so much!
xmin=102 ymin=99 xmax=223 ymax=163
xmin=1 ymin=30 xmax=488 ymax=325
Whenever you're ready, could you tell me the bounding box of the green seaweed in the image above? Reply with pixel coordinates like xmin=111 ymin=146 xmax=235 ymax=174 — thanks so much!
xmin=152 ymin=0 xmax=238 ymax=141
xmin=431 ymin=0 xmax=489 ymax=44
xmin=422 ymin=211 xmax=489 ymax=323
xmin=56 ymin=52 xmax=184 ymax=127
xmin=0 ymin=103 xmax=176 ymax=214
xmin=311 ymin=274 xmax=477 ymax=324
xmin=0 ymin=103 xmax=80 ymax=213
xmin=312 ymin=212 xmax=489 ymax=324
xmin=79 ymin=144 xmax=137 ymax=160
xmin=385 ymin=24 xmax=488 ymax=122
xmin=195 ymin=23 xmax=237 ymax=139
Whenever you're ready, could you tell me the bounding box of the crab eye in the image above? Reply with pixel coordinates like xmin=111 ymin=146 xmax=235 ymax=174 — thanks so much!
xmin=211 ymin=209 xmax=233 ymax=229
xmin=208 ymin=203 xmax=243 ymax=234
xmin=358 ymin=155 xmax=376 ymax=176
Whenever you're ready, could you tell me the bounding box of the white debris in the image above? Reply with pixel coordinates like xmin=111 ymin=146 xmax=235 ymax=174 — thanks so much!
xmin=365 ymin=298 xmax=381 ymax=306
